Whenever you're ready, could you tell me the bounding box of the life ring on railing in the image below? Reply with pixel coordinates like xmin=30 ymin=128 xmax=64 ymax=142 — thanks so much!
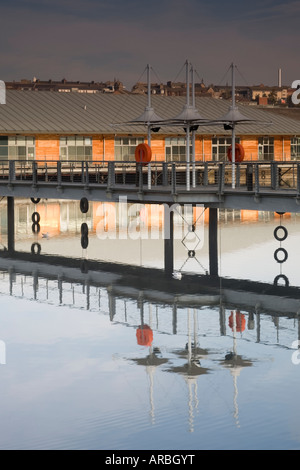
xmin=135 ymin=143 xmax=152 ymax=165
xmin=227 ymin=143 xmax=245 ymax=162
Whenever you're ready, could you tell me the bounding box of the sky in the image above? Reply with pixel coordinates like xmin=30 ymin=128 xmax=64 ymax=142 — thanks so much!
xmin=0 ymin=0 xmax=299 ymax=89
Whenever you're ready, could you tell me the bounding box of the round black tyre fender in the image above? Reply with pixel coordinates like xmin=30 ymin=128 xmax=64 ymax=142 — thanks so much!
xmin=31 ymin=212 xmax=41 ymax=224
xmin=81 ymin=222 xmax=89 ymax=237
xmin=81 ymin=235 xmax=89 ymax=249
xmin=30 ymin=197 xmax=41 ymax=204
xmin=274 ymin=247 xmax=288 ymax=263
xmin=273 ymin=225 xmax=288 ymax=242
xmin=273 ymin=274 xmax=289 ymax=287
xmin=31 ymin=242 xmax=41 ymax=255
xmin=80 ymin=197 xmax=89 ymax=214
xmin=32 ymin=223 xmax=40 ymax=234
xmin=188 ymin=250 xmax=195 ymax=258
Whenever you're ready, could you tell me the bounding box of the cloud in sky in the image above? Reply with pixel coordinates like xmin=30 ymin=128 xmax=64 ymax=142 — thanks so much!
xmin=0 ymin=0 xmax=299 ymax=88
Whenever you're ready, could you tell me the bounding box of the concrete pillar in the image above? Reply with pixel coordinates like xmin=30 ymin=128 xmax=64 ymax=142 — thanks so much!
xmin=209 ymin=207 xmax=218 ymax=276
xmin=7 ymin=196 xmax=15 ymax=253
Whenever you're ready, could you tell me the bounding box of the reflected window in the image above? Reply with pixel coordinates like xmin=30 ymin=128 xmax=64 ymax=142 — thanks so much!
xmin=60 ymin=136 xmax=93 ymax=161
xmin=115 ymin=137 xmax=144 ymax=161
xmin=212 ymin=136 xmax=240 ymax=162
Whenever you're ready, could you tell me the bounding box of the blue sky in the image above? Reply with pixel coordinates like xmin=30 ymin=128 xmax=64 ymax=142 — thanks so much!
xmin=0 ymin=0 xmax=299 ymax=88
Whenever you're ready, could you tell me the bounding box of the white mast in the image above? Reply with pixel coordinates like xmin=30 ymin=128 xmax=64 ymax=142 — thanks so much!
xmin=186 ymin=60 xmax=191 ymax=191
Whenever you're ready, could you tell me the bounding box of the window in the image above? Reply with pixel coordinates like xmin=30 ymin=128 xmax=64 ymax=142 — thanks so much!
xmin=0 ymin=136 xmax=35 ymax=161
xmin=165 ymin=137 xmax=192 ymax=162
xmin=115 ymin=137 xmax=144 ymax=161
xmin=212 ymin=136 xmax=240 ymax=162
xmin=60 ymin=136 xmax=93 ymax=161
xmin=291 ymin=137 xmax=300 ymax=160
xmin=258 ymin=137 xmax=274 ymax=161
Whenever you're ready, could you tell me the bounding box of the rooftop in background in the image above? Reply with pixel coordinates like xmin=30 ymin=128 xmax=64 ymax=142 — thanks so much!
xmin=6 ymin=78 xmax=127 ymax=94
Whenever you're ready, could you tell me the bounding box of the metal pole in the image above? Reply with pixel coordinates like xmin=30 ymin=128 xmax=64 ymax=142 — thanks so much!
xmin=191 ymin=64 xmax=196 ymax=188
xmin=231 ymin=63 xmax=236 ymax=189
xmin=147 ymin=64 xmax=151 ymax=147
xmin=186 ymin=60 xmax=190 ymax=191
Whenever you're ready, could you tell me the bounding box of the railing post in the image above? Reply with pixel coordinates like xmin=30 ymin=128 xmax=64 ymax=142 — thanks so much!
xmin=204 ymin=162 xmax=208 ymax=186
xmin=147 ymin=163 xmax=151 ymax=190
xmin=254 ymin=163 xmax=259 ymax=194
xmin=218 ymin=163 xmax=224 ymax=195
xmin=162 ymin=162 xmax=168 ymax=186
xmin=138 ymin=163 xmax=143 ymax=193
xmin=57 ymin=161 xmax=62 ymax=187
xmin=236 ymin=163 xmax=240 ymax=188
xmin=8 ymin=160 xmax=15 ymax=185
xmin=171 ymin=163 xmax=176 ymax=195
xmin=85 ymin=161 xmax=89 ymax=187
xmin=107 ymin=161 xmax=115 ymax=190
xmin=297 ymin=164 xmax=300 ymax=196
xmin=32 ymin=161 xmax=37 ymax=187
xmin=81 ymin=161 xmax=85 ymax=184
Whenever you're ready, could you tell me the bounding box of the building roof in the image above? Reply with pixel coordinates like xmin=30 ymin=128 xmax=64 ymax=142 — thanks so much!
xmin=0 ymin=90 xmax=299 ymax=136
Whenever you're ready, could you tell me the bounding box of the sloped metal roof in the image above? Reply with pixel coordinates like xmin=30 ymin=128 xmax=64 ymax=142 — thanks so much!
xmin=0 ymin=90 xmax=299 ymax=136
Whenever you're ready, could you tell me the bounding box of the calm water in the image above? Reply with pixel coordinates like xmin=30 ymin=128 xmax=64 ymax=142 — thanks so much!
xmin=0 ymin=199 xmax=300 ymax=450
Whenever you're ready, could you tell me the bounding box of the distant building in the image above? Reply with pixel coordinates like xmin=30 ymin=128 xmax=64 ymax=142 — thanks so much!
xmin=5 ymin=78 xmax=126 ymax=94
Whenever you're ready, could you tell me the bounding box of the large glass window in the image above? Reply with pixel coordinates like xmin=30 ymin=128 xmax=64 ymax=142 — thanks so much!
xmin=60 ymin=136 xmax=93 ymax=161
xmin=258 ymin=137 xmax=274 ymax=161
xmin=291 ymin=137 xmax=300 ymax=160
xmin=165 ymin=137 xmax=192 ymax=162
xmin=212 ymin=136 xmax=240 ymax=162
xmin=114 ymin=137 xmax=144 ymax=161
xmin=0 ymin=136 xmax=35 ymax=160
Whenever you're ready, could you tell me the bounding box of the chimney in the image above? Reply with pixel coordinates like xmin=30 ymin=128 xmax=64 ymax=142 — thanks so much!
xmin=278 ymin=68 xmax=282 ymax=87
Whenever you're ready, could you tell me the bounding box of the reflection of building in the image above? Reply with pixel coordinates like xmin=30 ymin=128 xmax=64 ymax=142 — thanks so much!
xmin=0 ymin=91 xmax=300 ymax=162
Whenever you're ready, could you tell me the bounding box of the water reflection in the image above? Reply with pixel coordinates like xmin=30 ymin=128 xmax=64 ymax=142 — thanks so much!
xmin=0 ymin=198 xmax=300 ymax=449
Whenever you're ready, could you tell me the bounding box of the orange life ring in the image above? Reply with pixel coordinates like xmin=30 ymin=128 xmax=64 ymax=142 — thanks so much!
xmin=227 ymin=143 xmax=245 ymax=162
xmin=135 ymin=143 xmax=152 ymax=164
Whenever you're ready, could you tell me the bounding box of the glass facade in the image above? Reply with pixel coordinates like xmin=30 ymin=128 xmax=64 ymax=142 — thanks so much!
xmin=60 ymin=136 xmax=93 ymax=161
xmin=212 ymin=136 xmax=240 ymax=162
xmin=0 ymin=136 xmax=35 ymax=160
xmin=165 ymin=137 xmax=192 ymax=162
xmin=258 ymin=137 xmax=274 ymax=161
xmin=291 ymin=137 xmax=300 ymax=160
xmin=114 ymin=137 xmax=144 ymax=161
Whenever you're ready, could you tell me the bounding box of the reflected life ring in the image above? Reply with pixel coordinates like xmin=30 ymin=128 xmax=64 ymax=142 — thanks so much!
xmin=227 ymin=143 xmax=245 ymax=163
xmin=273 ymin=274 xmax=289 ymax=287
xmin=274 ymin=247 xmax=288 ymax=263
xmin=274 ymin=225 xmax=288 ymax=242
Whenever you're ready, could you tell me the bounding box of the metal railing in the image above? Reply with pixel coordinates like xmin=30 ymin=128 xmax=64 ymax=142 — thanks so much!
xmin=1 ymin=160 xmax=300 ymax=196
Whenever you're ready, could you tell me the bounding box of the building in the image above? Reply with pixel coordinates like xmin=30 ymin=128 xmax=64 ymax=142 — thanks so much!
xmin=0 ymin=90 xmax=300 ymax=162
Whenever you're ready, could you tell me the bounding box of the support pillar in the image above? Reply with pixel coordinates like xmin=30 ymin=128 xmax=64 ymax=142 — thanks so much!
xmin=7 ymin=196 xmax=15 ymax=253
xmin=209 ymin=207 xmax=218 ymax=276
xmin=164 ymin=204 xmax=174 ymax=276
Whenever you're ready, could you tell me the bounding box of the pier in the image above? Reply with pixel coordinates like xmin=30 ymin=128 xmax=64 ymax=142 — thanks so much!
xmin=0 ymin=159 xmax=300 ymax=212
